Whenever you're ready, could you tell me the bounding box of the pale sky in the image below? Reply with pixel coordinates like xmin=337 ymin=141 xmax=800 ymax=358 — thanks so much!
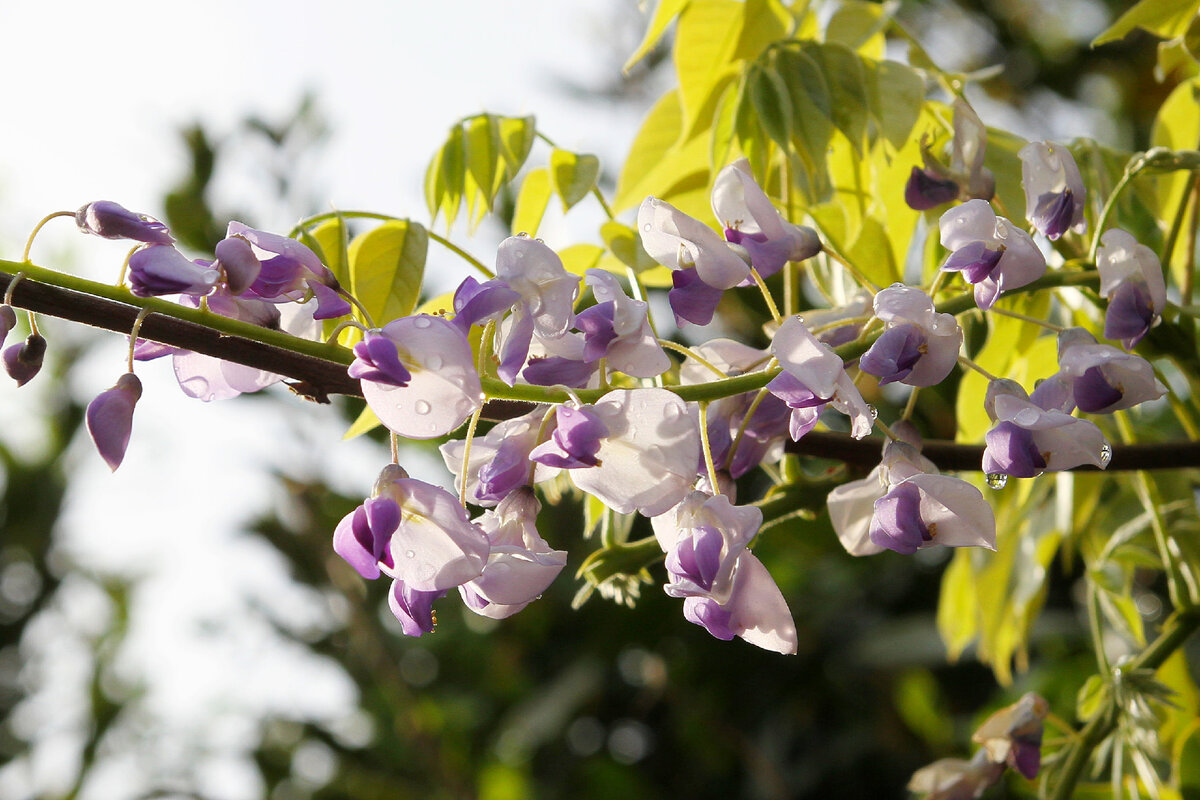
xmin=0 ymin=2 xmax=655 ymax=797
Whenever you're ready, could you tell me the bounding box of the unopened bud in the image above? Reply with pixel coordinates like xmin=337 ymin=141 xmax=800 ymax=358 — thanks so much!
xmin=86 ymin=373 xmax=143 ymax=471
xmin=76 ymin=201 xmax=173 ymax=245
xmin=4 ymin=333 xmax=46 ymax=386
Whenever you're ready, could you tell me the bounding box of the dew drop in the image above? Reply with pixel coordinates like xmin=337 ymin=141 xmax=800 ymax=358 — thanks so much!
xmin=889 ymin=281 xmax=905 ymax=289
xmin=426 ymin=354 xmax=443 ymax=369
xmin=516 ymin=231 xmax=530 ymax=238
xmin=413 ymin=316 xmax=432 ymax=329
xmin=867 ymin=404 xmax=879 ymax=420
xmin=1099 ymin=443 xmax=1113 ymax=467
xmin=643 ymin=223 xmax=652 ymax=232
xmin=663 ymin=403 xmax=682 ymax=420
xmin=796 ymin=316 xmax=805 ymax=325
xmin=405 ymin=550 xmax=416 ymax=559
xmin=985 ymin=473 xmax=1008 ymax=490
xmin=415 ymin=400 xmax=431 ymax=415
xmin=535 ymin=237 xmax=544 ymax=244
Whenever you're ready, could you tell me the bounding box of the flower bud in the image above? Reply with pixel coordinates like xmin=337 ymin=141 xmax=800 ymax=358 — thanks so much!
xmin=128 ymin=245 xmax=219 ymax=297
xmin=86 ymin=373 xmax=143 ymax=471
xmin=4 ymin=333 xmax=47 ymax=386
xmin=75 ymin=201 xmax=173 ymax=245
xmin=0 ymin=305 xmax=16 ymax=349
xmin=213 ymin=236 xmax=261 ymax=295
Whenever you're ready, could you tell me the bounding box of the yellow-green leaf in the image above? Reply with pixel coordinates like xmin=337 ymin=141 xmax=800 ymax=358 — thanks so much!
xmin=776 ymin=47 xmax=834 ymax=198
xmin=825 ymin=0 xmax=892 ymax=58
xmin=559 ymin=243 xmax=606 ymax=280
xmin=465 ymin=115 xmax=501 ymax=214
xmin=308 ymin=217 xmax=353 ymax=343
xmin=1092 ymin=0 xmax=1200 ymax=46
xmin=601 ymin=220 xmax=659 ymax=274
xmin=497 ymin=115 xmax=536 ymax=176
xmin=802 ymin=42 xmax=870 ymax=152
xmin=344 ymin=404 xmax=381 ymax=440
xmin=865 ymin=59 xmax=925 ymax=149
xmin=615 ymin=90 xmax=713 ymax=213
xmin=512 ymin=168 xmax=552 ymax=237
xmin=425 ymin=125 xmax=466 ymax=229
xmin=675 ymin=0 xmax=745 ymax=137
xmin=747 ymin=62 xmax=794 ymax=150
xmin=550 ymin=149 xmax=601 ymax=211
xmin=347 ymin=220 xmax=428 ymax=327
xmin=1151 ymin=78 xmax=1200 ymax=287
xmin=624 ymin=0 xmax=691 ymax=73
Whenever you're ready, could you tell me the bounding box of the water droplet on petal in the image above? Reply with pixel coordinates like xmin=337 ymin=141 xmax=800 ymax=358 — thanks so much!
xmin=426 ymin=354 xmax=443 ymax=369
xmin=535 ymin=237 xmax=544 ymax=244
xmin=985 ymin=473 xmax=1008 ymax=490
xmin=1099 ymin=443 xmax=1113 ymax=467
xmin=405 ymin=550 xmax=416 ymax=559
xmin=663 ymin=403 xmax=682 ymax=420
xmin=890 ymin=281 xmax=905 ymax=289
xmin=414 ymin=316 xmax=432 ymax=329
xmin=415 ymin=400 xmax=431 ymax=415
xmin=516 ymin=231 xmax=530 ymax=238
xmin=642 ymin=223 xmax=652 ymax=233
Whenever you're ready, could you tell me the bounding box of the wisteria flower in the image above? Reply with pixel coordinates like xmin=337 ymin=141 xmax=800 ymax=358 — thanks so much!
xmin=441 ymin=407 xmax=554 ymax=506
xmin=940 ymin=199 xmax=1046 ymax=310
xmin=1096 ymin=228 xmax=1166 ymax=348
xmin=85 ymin=373 xmax=142 ymax=471
xmin=981 ymin=379 xmax=1109 ymax=477
xmin=907 ymin=750 xmax=1005 ymax=800
xmin=4 ymin=333 xmax=46 ymax=386
xmin=223 ymin=222 xmax=351 ymax=319
xmin=651 ymin=492 xmax=797 ymax=654
xmin=767 ymin=316 xmax=873 ymax=440
xmin=858 ymin=285 xmax=961 ymax=387
xmin=638 ymin=197 xmax=751 ymax=291
xmin=905 ymin=98 xmax=994 ymax=210
xmin=459 ymin=489 xmax=567 ymax=619
xmin=972 ymin=692 xmax=1048 ymax=780
xmin=357 ymin=314 xmax=483 ymax=440
xmin=127 ymin=245 xmax=220 ymax=297
xmin=712 ymin=158 xmax=820 ymax=278
xmin=568 ymin=388 xmax=700 ymax=517
xmin=575 ymin=269 xmax=669 ymax=378
xmin=75 ymin=200 xmax=173 ymax=245
xmin=1020 ymin=140 xmax=1086 ymax=239
xmin=1055 ymin=328 xmax=1166 ymax=414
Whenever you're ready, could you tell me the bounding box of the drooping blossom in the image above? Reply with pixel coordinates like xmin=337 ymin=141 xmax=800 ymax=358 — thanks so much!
xmin=567 ymin=388 xmax=700 ymax=517
xmin=459 ymin=489 xmax=567 ymax=619
xmin=574 ymin=269 xmax=669 ymax=378
xmin=907 ymin=750 xmax=1005 ymax=800
xmin=972 ymin=693 xmax=1048 ymax=780
xmin=1096 ymin=228 xmax=1166 ymax=348
xmin=1055 ymin=328 xmax=1166 ymax=414
xmin=440 ymin=407 xmax=553 ymax=507
xmin=905 ymin=167 xmax=961 ymax=211
xmin=1020 ymin=140 xmax=1086 ymax=240
xmin=223 ymin=222 xmax=351 ymax=319
xmin=858 ymin=285 xmax=961 ymax=387
xmin=767 ymin=316 xmax=874 ymax=440
xmin=712 ymin=158 xmax=820 ymax=279
xmin=828 ymin=440 xmax=996 ymax=556
xmin=678 ymin=339 xmax=787 ymax=478
xmin=332 ymin=464 xmax=490 ymax=635
xmin=651 ymin=492 xmax=797 ymax=654
xmin=981 ymin=379 xmax=1110 ymax=477
xmin=638 ymin=197 xmax=751 ymax=291
xmin=529 ymin=404 xmax=609 ymax=469
xmin=212 ymin=235 xmax=262 ymax=295
xmin=85 ymin=373 xmax=143 ymax=471
xmin=127 ymin=245 xmax=220 ymax=297
xmin=905 ymin=98 xmax=994 ymax=210
xmin=940 ymin=199 xmax=1046 ymax=310
xmin=357 ymin=314 xmax=483 ymax=440
xmin=4 ymin=333 xmax=46 ymax=386
xmin=75 ymin=200 xmax=173 ymax=245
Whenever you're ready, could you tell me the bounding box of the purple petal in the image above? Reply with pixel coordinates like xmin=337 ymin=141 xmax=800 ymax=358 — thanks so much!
xmin=249 ymin=254 xmax=305 ymax=298
xmin=349 ymin=334 xmax=412 ymax=387
xmin=332 ymin=505 xmax=381 ymax=579
xmin=665 ymin=525 xmax=725 ymax=591
xmin=682 ymin=596 xmax=737 ymax=640
xmin=904 ymin=167 xmax=959 ymax=210
xmin=869 ymin=482 xmax=930 ymax=555
xmin=1011 ymin=733 xmax=1044 ymax=780
xmin=942 ymin=240 xmax=1003 ymax=284
xmin=475 ymin=434 xmax=538 ymax=504
xmin=308 ymin=280 xmax=351 ymax=320
xmin=521 ymin=355 xmax=596 ymax=387
xmin=214 ymin=236 xmax=261 ymax=295
xmin=0 ymin=305 xmax=15 ymax=350
xmin=128 ymin=246 xmax=219 ymax=297
xmin=497 ymin=308 xmax=535 ymax=386
xmin=575 ymin=302 xmax=619 ymax=362
xmin=529 ymin=405 xmax=610 ymax=469
xmin=4 ymin=334 xmax=46 ymax=386
xmin=363 ymin=496 xmax=400 ymax=568
xmin=725 ymin=228 xmax=792 ymax=278
xmin=766 ymin=371 xmax=829 ymax=408
xmin=85 ymin=373 xmax=142 ymax=471
xmin=668 ymin=268 xmax=723 ymax=326
xmin=1104 ymin=280 xmax=1154 ymax=349
xmin=1032 ymin=190 xmax=1076 ymax=240
xmin=76 ymin=201 xmax=173 ymax=245
xmin=982 ymin=421 xmax=1046 ymax=478
xmin=1073 ymin=366 xmax=1124 ymax=414
xmin=858 ymin=324 xmax=925 ymax=385
xmin=453 ymin=277 xmax=520 ymax=332
xmin=388 ymin=579 xmax=444 ymax=637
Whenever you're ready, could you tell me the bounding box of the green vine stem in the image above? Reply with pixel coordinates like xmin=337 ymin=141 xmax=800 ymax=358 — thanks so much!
xmin=1047 ymin=605 xmax=1200 ymax=800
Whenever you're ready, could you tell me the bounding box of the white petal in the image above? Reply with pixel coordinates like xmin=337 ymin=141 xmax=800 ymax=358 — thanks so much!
xmin=726 ymin=552 xmax=797 ymax=655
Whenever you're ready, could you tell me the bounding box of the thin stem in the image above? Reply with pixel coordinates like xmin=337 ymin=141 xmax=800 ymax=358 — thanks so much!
xmin=1181 ymin=176 xmax=1200 ymax=309
xmin=697 ymin=401 xmax=721 ymax=492
xmin=390 ymin=432 xmax=400 ymax=464
xmin=327 ymin=319 xmax=370 ymax=345
xmin=1161 ymin=171 xmax=1199 ymax=273
xmin=658 ymin=340 xmax=728 ymax=379
xmin=823 ymin=245 xmax=879 ymax=294
xmin=749 ymin=267 xmax=782 ymax=323
xmin=874 ymin=418 xmax=900 ymax=442
xmin=957 ymin=355 xmax=1000 ymax=383
xmin=902 ymin=386 xmax=920 ymax=421
xmin=117 ymin=246 xmax=139 ymax=288
xmin=3 ymin=272 xmax=24 ymax=306
xmin=458 ymin=405 xmax=485 ymax=507
xmin=1086 ymin=581 xmax=1111 ymax=674
xmin=338 ymin=286 xmax=377 ymax=329
xmin=1089 ymin=169 xmax=1135 ymax=262
xmin=726 ymin=388 xmax=769 ymax=472
xmin=988 ymin=306 xmax=1065 ymax=332
xmin=126 ymin=307 xmax=151 ymax=373
xmin=22 ymin=211 xmax=75 ymax=264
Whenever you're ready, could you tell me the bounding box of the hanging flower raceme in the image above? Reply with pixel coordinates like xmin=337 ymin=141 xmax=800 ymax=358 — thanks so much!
xmin=827 ymin=439 xmax=996 ymax=556
xmin=939 ymin=199 xmax=1046 ymax=310
xmin=458 ymin=489 xmax=567 ymax=619
xmin=1054 ymin=327 xmax=1167 ymax=414
xmin=858 ymin=285 xmax=961 ymax=387
xmin=981 ymin=379 xmax=1110 ymax=478
xmin=651 ymin=492 xmax=797 ymax=654
xmin=354 ymin=314 xmax=483 ymax=440
xmin=712 ymin=158 xmax=820 ymax=279
xmin=767 ymin=316 xmax=874 ymax=440
xmin=333 ymin=464 xmax=491 ymax=636
xmin=85 ymin=372 xmax=143 ymax=471
xmin=75 ymin=200 xmax=173 ymax=245
xmin=1020 ymin=140 xmax=1086 ymax=240
xmin=1096 ymin=228 xmax=1166 ymax=348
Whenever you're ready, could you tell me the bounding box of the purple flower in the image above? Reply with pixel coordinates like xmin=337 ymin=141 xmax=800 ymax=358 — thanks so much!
xmin=905 ymin=167 xmax=960 ymax=210
xmin=388 ymin=579 xmax=444 ymax=637
xmin=972 ymin=693 xmax=1049 ymax=781
xmin=638 ymin=197 xmax=751 ymax=290
xmin=0 ymin=305 xmax=15 ymax=350
xmin=667 ymin=267 xmax=725 ymax=326
xmin=440 ymin=407 xmax=551 ymax=506
xmin=1020 ymin=141 xmax=1086 ymax=239
xmin=767 ymin=316 xmax=873 ymax=440
xmin=652 ymin=492 xmax=797 ymax=654
xmin=85 ymin=373 xmax=143 ymax=471
xmin=530 ymin=405 xmax=609 ymax=468
xmin=348 ymin=331 xmax=412 ymax=387
xmin=357 ymin=315 xmax=483 ymax=440
xmin=75 ymin=201 xmax=173 ymax=245
xmin=859 ymin=285 xmax=961 ymax=387
xmin=940 ymin=199 xmax=1046 ymax=310
xmin=1096 ymin=229 xmax=1166 ymax=349
xmin=1055 ymin=328 xmax=1166 ymax=414
xmin=213 ymin=235 xmax=262 ymax=295
xmin=576 ymin=269 xmax=669 ymax=378
xmin=4 ymin=333 xmax=46 ymax=386
xmin=907 ymin=750 xmax=1005 ymax=800
xmin=127 ymin=245 xmax=219 ymax=297
xmin=712 ymin=158 xmax=820 ymax=278
xmin=981 ymin=379 xmax=1110 ymax=476
xmin=224 ymin=222 xmax=350 ymax=319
